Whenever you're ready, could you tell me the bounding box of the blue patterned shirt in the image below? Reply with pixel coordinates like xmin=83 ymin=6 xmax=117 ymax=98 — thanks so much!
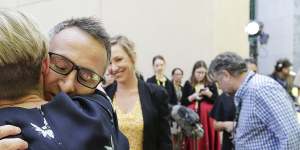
xmin=234 ymin=72 xmax=300 ymax=150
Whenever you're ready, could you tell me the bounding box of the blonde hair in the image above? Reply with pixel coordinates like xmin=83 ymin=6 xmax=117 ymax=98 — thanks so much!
xmin=110 ymin=35 xmax=135 ymax=63
xmin=110 ymin=35 xmax=143 ymax=78
xmin=0 ymin=9 xmax=48 ymax=99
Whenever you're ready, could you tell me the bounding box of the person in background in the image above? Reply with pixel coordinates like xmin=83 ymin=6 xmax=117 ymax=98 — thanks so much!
xmin=171 ymin=67 xmax=184 ymax=103
xmin=181 ymin=60 xmax=220 ymax=150
xmin=170 ymin=67 xmax=185 ymax=150
xmin=270 ymin=59 xmax=294 ymax=98
xmin=105 ymin=35 xmax=172 ymax=150
xmin=99 ymin=70 xmax=115 ymax=88
xmin=294 ymin=70 xmax=300 ymax=96
xmin=208 ymin=57 xmax=259 ymax=150
xmin=210 ymin=92 xmax=235 ymax=150
xmin=245 ymin=58 xmax=257 ymax=73
xmin=209 ymin=52 xmax=300 ymax=149
xmin=147 ymin=55 xmax=178 ymax=105
xmin=292 ymin=70 xmax=300 ymax=112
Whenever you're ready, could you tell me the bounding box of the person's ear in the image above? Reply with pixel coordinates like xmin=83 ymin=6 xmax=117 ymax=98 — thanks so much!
xmin=221 ymin=70 xmax=231 ymax=81
xmin=41 ymin=54 xmax=50 ymax=76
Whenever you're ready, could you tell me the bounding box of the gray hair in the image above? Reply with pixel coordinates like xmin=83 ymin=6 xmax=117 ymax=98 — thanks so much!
xmin=49 ymin=17 xmax=111 ymax=62
xmin=208 ymin=52 xmax=248 ymax=78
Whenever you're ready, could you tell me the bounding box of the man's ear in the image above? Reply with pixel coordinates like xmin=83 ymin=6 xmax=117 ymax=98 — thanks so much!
xmin=41 ymin=54 xmax=50 ymax=75
xmin=221 ymin=70 xmax=231 ymax=81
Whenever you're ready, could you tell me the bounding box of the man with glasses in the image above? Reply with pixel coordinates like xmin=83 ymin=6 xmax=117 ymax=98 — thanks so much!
xmin=0 ymin=10 xmax=128 ymax=150
xmin=48 ymin=52 xmax=104 ymax=89
xmin=208 ymin=52 xmax=300 ymax=150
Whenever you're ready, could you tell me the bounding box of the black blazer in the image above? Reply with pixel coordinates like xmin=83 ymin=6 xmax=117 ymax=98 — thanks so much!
xmin=146 ymin=75 xmax=178 ymax=105
xmin=105 ymin=80 xmax=172 ymax=150
xmin=0 ymin=92 xmax=129 ymax=150
xmin=181 ymin=81 xmax=218 ymax=106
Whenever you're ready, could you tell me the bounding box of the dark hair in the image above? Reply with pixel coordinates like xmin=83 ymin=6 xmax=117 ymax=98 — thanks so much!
xmin=274 ymin=58 xmax=291 ymax=72
xmin=152 ymin=55 xmax=165 ymax=65
xmin=50 ymin=17 xmax=111 ymax=63
xmin=190 ymin=60 xmax=210 ymax=87
xmin=208 ymin=52 xmax=248 ymax=78
xmin=171 ymin=67 xmax=184 ymax=76
xmin=245 ymin=58 xmax=257 ymax=65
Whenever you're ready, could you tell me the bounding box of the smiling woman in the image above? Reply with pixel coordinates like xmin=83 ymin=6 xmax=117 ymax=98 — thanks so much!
xmin=105 ymin=35 xmax=172 ymax=150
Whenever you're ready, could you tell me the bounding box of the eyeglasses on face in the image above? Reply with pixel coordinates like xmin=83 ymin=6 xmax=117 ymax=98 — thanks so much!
xmin=48 ymin=52 xmax=104 ymax=89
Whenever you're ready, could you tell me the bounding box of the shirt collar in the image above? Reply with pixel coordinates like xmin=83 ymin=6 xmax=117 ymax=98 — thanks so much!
xmin=235 ymin=71 xmax=256 ymax=101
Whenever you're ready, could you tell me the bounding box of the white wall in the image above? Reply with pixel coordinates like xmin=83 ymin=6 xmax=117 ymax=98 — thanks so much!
xmin=0 ymin=0 xmax=249 ymax=81
xmin=256 ymin=0 xmax=294 ymax=74
xmin=0 ymin=0 xmax=103 ymax=34
xmin=213 ymin=0 xmax=250 ymax=58
xmin=102 ymin=0 xmax=249 ymax=80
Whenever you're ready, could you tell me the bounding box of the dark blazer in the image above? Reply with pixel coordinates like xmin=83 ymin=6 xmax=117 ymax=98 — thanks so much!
xmin=146 ymin=75 xmax=178 ymax=105
xmin=181 ymin=80 xmax=218 ymax=106
xmin=0 ymin=92 xmax=129 ymax=150
xmin=173 ymin=83 xmax=184 ymax=103
xmin=105 ymin=80 xmax=172 ymax=150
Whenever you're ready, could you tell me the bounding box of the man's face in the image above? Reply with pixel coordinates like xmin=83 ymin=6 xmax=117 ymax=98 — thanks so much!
xmin=282 ymin=67 xmax=291 ymax=78
xmin=44 ymin=27 xmax=107 ymax=100
xmin=214 ymin=70 xmax=236 ymax=95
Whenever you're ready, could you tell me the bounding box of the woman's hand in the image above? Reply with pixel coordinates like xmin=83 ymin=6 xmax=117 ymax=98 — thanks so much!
xmin=188 ymin=92 xmax=201 ymax=102
xmin=199 ymin=88 xmax=213 ymax=98
xmin=0 ymin=125 xmax=28 ymax=150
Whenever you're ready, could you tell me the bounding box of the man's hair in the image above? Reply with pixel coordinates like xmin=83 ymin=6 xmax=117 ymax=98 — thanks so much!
xmin=208 ymin=52 xmax=248 ymax=79
xmin=49 ymin=17 xmax=111 ymax=64
xmin=245 ymin=58 xmax=257 ymax=65
xmin=274 ymin=58 xmax=291 ymax=72
xmin=0 ymin=9 xmax=48 ymax=100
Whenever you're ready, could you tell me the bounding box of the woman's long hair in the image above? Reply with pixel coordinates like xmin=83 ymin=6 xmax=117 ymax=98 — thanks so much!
xmin=190 ymin=60 xmax=211 ymax=87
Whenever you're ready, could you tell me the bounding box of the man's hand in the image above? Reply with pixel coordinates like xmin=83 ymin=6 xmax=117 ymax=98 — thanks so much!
xmin=223 ymin=121 xmax=235 ymax=133
xmin=0 ymin=125 xmax=28 ymax=150
xmin=213 ymin=120 xmax=235 ymax=133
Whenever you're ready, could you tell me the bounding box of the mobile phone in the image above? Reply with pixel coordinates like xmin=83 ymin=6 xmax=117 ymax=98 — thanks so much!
xmin=199 ymin=88 xmax=206 ymax=93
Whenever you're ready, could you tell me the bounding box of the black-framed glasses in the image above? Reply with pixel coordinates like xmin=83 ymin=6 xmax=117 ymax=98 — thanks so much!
xmin=49 ymin=52 xmax=104 ymax=89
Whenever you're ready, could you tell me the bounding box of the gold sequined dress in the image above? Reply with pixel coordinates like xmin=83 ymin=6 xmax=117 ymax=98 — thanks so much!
xmin=113 ymin=99 xmax=144 ymax=150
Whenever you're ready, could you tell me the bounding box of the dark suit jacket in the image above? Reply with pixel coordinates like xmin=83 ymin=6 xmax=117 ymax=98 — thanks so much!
xmin=105 ymin=80 xmax=172 ymax=150
xmin=181 ymin=81 xmax=218 ymax=106
xmin=0 ymin=92 xmax=129 ymax=150
xmin=146 ymin=75 xmax=178 ymax=105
